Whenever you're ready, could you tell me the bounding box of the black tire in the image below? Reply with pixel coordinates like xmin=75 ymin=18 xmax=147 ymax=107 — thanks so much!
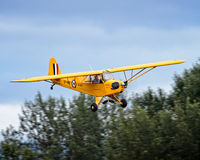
xmin=90 ymin=103 xmax=98 ymax=112
xmin=120 ymin=99 xmax=127 ymax=108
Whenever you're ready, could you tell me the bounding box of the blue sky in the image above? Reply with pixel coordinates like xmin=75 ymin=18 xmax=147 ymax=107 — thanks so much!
xmin=0 ymin=0 xmax=200 ymax=129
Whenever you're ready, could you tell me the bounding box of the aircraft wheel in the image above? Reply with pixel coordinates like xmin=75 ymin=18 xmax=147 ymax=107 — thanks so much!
xmin=90 ymin=103 xmax=98 ymax=112
xmin=120 ymin=99 xmax=127 ymax=108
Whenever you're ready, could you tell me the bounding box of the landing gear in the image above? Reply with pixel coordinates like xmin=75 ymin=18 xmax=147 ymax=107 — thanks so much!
xmin=91 ymin=97 xmax=127 ymax=112
xmin=90 ymin=103 xmax=98 ymax=112
xmin=120 ymin=99 xmax=127 ymax=108
xmin=108 ymin=95 xmax=127 ymax=108
xmin=50 ymin=84 xmax=55 ymax=90
xmin=102 ymin=99 xmax=115 ymax=104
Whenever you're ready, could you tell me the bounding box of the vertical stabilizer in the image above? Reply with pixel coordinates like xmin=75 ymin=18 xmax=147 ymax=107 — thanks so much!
xmin=48 ymin=58 xmax=62 ymax=76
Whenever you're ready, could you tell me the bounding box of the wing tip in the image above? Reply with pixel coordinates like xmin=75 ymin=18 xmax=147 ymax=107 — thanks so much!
xmin=175 ymin=60 xmax=186 ymax=64
xmin=10 ymin=80 xmax=25 ymax=82
xmin=178 ymin=60 xmax=186 ymax=63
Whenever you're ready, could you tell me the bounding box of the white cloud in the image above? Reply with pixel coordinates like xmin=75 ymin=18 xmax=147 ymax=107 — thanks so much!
xmin=0 ymin=18 xmax=200 ymax=41
xmin=0 ymin=104 xmax=22 ymax=131
xmin=0 ymin=20 xmax=105 ymax=38
xmin=1 ymin=18 xmax=200 ymax=52
xmin=1 ymin=19 xmax=200 ymax=63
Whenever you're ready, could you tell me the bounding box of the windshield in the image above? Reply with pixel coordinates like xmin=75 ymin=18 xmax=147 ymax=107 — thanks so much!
xmin=102 ymin=70 xmax=114 ymax=81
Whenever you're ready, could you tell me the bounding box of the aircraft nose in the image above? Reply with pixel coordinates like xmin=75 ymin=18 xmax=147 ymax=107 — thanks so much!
xmin=121 ymin=82 xmax=125 ymax=86
xmin=112 ymin=82 xmax=119 ymax=89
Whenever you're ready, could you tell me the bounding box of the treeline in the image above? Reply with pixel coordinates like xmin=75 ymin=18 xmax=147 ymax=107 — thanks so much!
xmin=1 ymin=60 xmax=200 ymax=160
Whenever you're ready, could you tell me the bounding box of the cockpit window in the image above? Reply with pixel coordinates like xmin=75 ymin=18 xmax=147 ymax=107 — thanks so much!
xmin=86 ymin=72 xmax=113 ymax=84
xmin=88 ymin=75 xmax=103 ymax=84
xmin=102 ymin=70 xmax=114 ymax=81
xmin=92 ymin=75 xmax=100 ymax=84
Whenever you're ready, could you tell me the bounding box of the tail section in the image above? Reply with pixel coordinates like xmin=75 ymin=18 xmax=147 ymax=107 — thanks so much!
xmin=48 ymin=57 xmax=62 ymax=76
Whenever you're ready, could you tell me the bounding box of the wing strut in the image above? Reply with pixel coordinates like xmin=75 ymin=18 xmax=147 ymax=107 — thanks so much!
xmin=127 ymin=68 xmax=145 ymax=82
xmin=123 ymin=71 xmax=128 ymax=81
xmin=127 ymin=67 xmax=156 ymax=84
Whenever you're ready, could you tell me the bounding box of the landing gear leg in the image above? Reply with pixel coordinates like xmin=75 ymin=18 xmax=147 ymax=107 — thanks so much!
xmin=90 ymin=97 xmax=104 ymax=112
xmin=108 ymin=95 xmax=127 ymax=108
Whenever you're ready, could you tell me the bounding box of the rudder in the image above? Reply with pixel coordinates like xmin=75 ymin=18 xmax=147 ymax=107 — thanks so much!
xmin=48 ymin=57 xmax=62 ymax=75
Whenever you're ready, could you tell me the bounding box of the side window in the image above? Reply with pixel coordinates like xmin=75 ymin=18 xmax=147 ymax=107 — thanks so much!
xmin=102 ymin=71 xmax=114 ymax=81
xmin=92 ymin=75 xmax=100 ymax=84
xmin=87 ymin=75 xmax=104 ymax=84
xmin=91 ymin=75 xmax=104 ymax=84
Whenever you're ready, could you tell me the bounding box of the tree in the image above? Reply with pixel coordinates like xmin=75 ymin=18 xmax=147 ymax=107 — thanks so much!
xmin=68 ymin=93 xmax=104 ymax=160
xmin=19 ymin=92 xmax=70 ymax=159
xmin=132 ymin=88 xmax=168 ymax=115
xmin=169 ymin=59 xmax=200 ymax=107
xmin=0 ymin=93 xmax=106 ymax=159
xmin=0 ymin=126 xmax=38 ymax=160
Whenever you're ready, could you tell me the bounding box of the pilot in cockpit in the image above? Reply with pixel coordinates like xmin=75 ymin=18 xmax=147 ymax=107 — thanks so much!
xmin=92 ymin=75 xmax=100 ymax=84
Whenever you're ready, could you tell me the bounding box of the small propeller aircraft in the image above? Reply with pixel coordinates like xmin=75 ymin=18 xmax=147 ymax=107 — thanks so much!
xmin=11 ymin=58 xmax=185 ymax=112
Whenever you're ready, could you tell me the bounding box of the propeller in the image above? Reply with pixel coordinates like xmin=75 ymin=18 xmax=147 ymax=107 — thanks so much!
xmin=123 ymin=71 xmax=128 ymax=88
xmin=124 ymin=80 xmax=128 ymax=88
xmin=121 ymin=80 xmax=128 ymax=88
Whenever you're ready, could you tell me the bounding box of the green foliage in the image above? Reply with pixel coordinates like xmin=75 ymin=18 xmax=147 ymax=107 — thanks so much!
xmin=170 ymin=59 xmax=200 ymax=106
xmin=1 ymin=59 xmax=200 ymax=159
xmin=132 ymin=88 xmax=168 ymax=115
xmin=19 ymin=92 xmax=70 ymax=159
xmin=68 ymin=93 xmax=104 ymax=160
xmin=0 ymin=126 xmax=39 ymax=159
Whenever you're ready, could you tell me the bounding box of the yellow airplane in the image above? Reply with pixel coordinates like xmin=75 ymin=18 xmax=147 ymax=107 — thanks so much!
xmin=11 ymin=58 xmax=185 ymax=112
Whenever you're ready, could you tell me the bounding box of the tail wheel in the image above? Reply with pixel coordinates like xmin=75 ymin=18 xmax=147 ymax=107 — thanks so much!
xmin=120 ymin=99 xmax=127 ymax=108
xmin=90 ymin=103 xmax=98 ymax=112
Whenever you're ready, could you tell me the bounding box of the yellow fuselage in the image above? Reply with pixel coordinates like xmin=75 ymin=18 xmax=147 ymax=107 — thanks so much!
xmin=52 ymin=77 xmax=125 ymax=97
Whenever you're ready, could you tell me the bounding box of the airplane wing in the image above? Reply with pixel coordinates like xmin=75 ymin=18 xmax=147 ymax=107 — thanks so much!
xmin=11 ymin=60 xmax=185 ymax=82
xmin=11 ymin=70 xmax=104 ymax=82
xmin=107 ymin=60 xmax=185 ymax=73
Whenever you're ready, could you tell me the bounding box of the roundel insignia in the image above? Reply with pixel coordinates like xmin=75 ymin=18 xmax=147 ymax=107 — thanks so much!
xmin=72 ymin=80 xmax=76 ymax=88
